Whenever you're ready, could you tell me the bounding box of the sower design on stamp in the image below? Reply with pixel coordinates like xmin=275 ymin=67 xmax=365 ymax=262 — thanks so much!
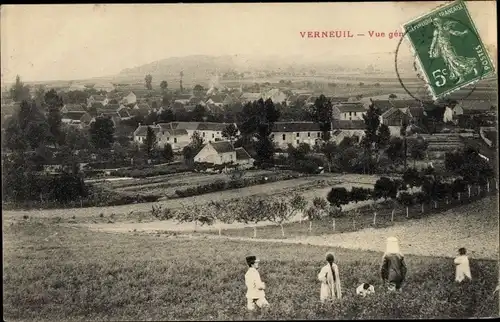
xmin=402 ymin=0 xmax=495 ymax=100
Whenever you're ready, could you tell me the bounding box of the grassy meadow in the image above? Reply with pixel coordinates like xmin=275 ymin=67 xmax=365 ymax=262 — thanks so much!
xmin=3 ymin=219 xmax=498 ymax=321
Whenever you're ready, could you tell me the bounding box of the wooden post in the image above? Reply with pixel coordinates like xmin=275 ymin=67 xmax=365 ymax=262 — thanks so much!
xmin=478 ymin=186 xmax=481 ymax=196
xmin=421 ymin=203 xmax=424 ymax=213
xmin=468 ymin=185 xmax=471 ymax=198
xmin=218 ymin=227 xmax=222 ymax=236
xmin=391 ymin=209 xmax=395 ymax=222
xmin=487 ymin=180 xmax=490 ymax=193
xmin=406 ymin=207 xmax=409 ymax=218
xmin=332 ymin=218 xmax=336 ymax=232
xmin=373 ymin=212 xmax=377 ymax=226
xmin=433 ymin=201 xmax=437 ymax=209
xmin=253 ymin=226 xmax=257 ymax=238
xmin=458 ymin=192 xmax=461 ymax=201
xmin=352 ymin=217 xmax=356 ymax=230
xmin=309 ymin=221 xmax=312 ymax=232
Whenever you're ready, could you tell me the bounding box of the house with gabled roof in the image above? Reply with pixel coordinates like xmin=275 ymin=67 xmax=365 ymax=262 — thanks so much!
xmin=271 ymin=122 xmax=322 ymax=149
xmin=122 ymin=92 xmax=137 ymax=105
xmin=157 ymin=123 xmax=190 ymax=151
xmin=87 ymin=95 xmax=109 ymax=108
xmin=133 ymin=123 xmax=191 ymax=151
xmin=61 ymin=103 xmax=86 ymax=114
xmin=240 ymin=92 xmax=262 ymax=103
xmin=133 ymin=124 xmax=161 ymax=145
xmin=332 ymin=102 xmax=366 ymax=121
xmin=206 ymin=94 xmax=225 ymax=107
xmin=61 ymin=111 xmax=92 ymax=128
xmin=330 ymin=119 xmax=366 ymax=144
xmin=194 ymin=141 xmax=252 ymax=166
xmin=94 ymin=83 xmax=115 ymax=93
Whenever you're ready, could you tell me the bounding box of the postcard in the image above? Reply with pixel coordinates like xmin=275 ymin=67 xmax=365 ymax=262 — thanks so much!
xmin=1 ymin=2 xmax=498 ymax=320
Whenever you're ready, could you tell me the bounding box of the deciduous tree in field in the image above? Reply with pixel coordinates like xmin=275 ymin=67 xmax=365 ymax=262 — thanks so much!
xmin=350 ymin=187 xmax=371 ymax=203
xmin=176 ymin=200 xmax=216 ymax=231
xmin=303 ymin=197 xmax=328 ymax=232
xmin=402 ymin=167 xmax=422 ymax=188
xmin=235 ymin=196 xmax=271 ymax=238
xmin=373 ymin=177 xmax=398 ymax=201
xmin=397 ymin=191 xmax=414 ymax=218
xmin=327 ymin=187 xmax=350 ymax=212
xmin=290 ymin=194 xmax=307 ymax=224
xmin=268 ymin=195 xmax=305 ymax=238
xmin=208 ymin=200 xmax=236 ymax=236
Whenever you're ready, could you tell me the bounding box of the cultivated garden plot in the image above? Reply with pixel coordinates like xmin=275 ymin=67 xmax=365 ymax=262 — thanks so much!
xmin=3 ymin=220 xmax=497 ymax=321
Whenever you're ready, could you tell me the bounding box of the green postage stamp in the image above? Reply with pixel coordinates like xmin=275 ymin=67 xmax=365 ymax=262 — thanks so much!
xmin=402 ymin=0 xmax=495 ymax=100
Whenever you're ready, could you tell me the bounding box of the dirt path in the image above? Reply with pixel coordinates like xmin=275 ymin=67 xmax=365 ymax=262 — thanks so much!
xmin=3 ymin=174 xmax=380 ymax=220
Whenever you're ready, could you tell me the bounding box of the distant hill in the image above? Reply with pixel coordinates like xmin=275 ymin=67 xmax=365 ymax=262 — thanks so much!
xmin=114 ymin=54 xmax=406 ymax=81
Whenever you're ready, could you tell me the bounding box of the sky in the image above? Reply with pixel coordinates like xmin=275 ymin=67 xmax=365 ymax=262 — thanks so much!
xmin=1 ymin=2 xmax=497 ymax=83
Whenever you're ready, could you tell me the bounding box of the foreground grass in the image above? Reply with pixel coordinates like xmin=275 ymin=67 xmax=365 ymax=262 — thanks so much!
xmin=3 ymin=221 xmax=498 ymax=321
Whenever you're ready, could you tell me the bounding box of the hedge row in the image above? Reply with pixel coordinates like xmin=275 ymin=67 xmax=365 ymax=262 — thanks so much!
xmin=110 ymin=164 xmax=191 ymax=178
xmin=175 ymin=173 xmax=304 ymax=198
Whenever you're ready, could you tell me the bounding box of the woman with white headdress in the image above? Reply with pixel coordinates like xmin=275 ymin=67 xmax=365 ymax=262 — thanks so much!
xmin=317 ymin=252 xmax=342 ymax=303
xmin=381 ymin=237 xmax=407 ymax=291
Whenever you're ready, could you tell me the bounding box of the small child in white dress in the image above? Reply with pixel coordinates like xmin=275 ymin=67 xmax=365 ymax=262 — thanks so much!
xmin=454 ymin=247 xmax=471 ymax=283
xmin=356 ymin=283 xmax=375 ymax=297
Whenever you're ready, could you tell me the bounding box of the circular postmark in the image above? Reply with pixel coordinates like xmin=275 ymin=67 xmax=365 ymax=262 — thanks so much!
xmin=394 ymin=14 xmax=488 ymax=104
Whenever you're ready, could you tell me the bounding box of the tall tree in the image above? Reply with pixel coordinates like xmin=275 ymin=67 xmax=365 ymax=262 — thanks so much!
xmin=145 ymin=74 xmax=153 ymax=90
xmin=9 ymin=75 xmax=30 ymax=102
xmin=311 ymin=94 xmax=333 ymax=142
xmin=361 ymin=103 xmax=381 ymax=174
xmin=160 ymin=80 xmax=168 ymax=93
xmin=143 ymin=126 xmax=158 ymax=159
xmin=89 ymin=117 xmax=115 ymax=149
xmin=44 ymin=89 xmax=65 ymax=147
xmin=162 ymin=143 xmax=174 ymax=162
xmin=34 ymin=85 xmax=46 ymax=105
xmin=192 ymin=104 xmax=207 ymax=122
xmin=322 ymin=141 xmax=338 ymax=172
xmin=179 ymin=71 xmax=184 ymax=92
xmin=222 ymin=123 xmax=239 ymax=144
xmin=158 ymin=109 xmax=174 ymax=123
xmin=377 ymin=123 xmax=391 ymax=150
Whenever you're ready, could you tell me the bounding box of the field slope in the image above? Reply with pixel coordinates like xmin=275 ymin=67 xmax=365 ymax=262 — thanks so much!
xmin=3 ymin=219 xmax=498 ymax=320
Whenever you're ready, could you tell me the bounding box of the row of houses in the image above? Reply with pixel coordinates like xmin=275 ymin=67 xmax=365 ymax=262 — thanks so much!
xmin=132 ymin=121 xmax=367 ymax=151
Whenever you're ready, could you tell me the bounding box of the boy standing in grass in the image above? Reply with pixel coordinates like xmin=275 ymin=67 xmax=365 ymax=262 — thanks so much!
xmin=245 ymin=255 xmax=269 ymax=311
xmin=454 ymin=247 xmax=472 ymax=283
xmin=317 ymin=253 xmax=342 ymax=303
xmin=381 ymin=237 xmax=407 ymax=292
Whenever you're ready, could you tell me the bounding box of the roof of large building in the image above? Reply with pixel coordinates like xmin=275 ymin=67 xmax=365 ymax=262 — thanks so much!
xmin=235 ymin=147 xmax=252 ymax=160
xmin=272 ymin=122 xmax=321 ymax=132
xmin=210 ymin=141 xmax=235 ymax=154
xmin=134 ymin=125 xmax=161 ymax=137
xmin=197 ymin=122 xmax=227 ymax=131
xmin=332 ymin=119 xmax=365 ymax=130
xmin=335 ymin=102 xmax=366 ymax=113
